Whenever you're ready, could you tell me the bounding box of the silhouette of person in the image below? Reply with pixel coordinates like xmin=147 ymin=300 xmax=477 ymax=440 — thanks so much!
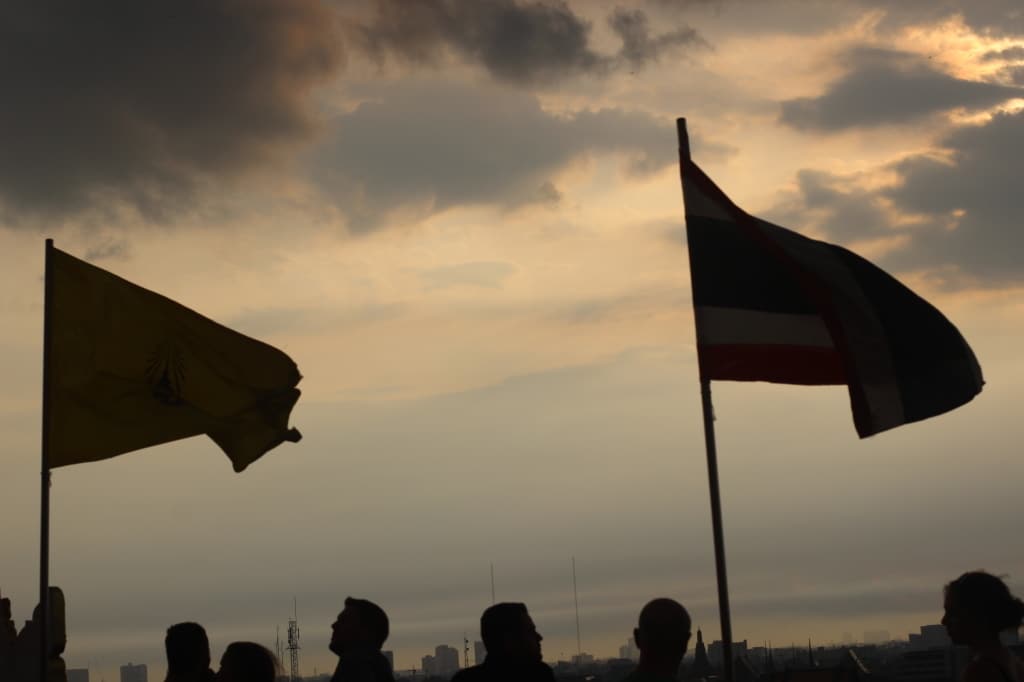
xmin=451 ymin=603 xmax=554 ymax=682
xmin=625 ymin=598 xmax=691 ymax=682
xmin=942 ymin=572 xmax=1024 ymax=682
xmin=330 ymin=597 xmax=395 ymax=682
xmin=165 ymin=623 xmax=215 ymax=682
xmin=216 ymin=642 xmax=277 ymax=682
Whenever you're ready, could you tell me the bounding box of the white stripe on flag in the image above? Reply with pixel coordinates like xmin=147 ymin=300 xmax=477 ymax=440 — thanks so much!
xmin=696 ymin=307 xmax=835 ymax=347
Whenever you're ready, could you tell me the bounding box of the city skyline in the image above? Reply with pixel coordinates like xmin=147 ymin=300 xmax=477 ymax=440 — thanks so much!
xmin=50 ymin=607 xmax=1018 ymax=681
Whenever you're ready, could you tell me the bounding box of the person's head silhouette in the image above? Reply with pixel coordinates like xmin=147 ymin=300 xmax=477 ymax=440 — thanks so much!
xmin=480 ymin=603 xmax=543 ymax=663
xmin=633 ymin=598 xmax=691 ymax=676
xmin=216 ymin=642 xmax=277 ymax=682
xmin=330 ymin=597 xmax=390 ymax=656
xmin=165 ymin=622 xmax=212 ymax=682
xmin=943 ymin=571 xmax=1024 ymax=647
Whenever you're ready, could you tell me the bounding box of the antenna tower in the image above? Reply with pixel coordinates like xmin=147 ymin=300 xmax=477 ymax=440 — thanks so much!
xmin=287 ymin=598 xmax=301 ymax=682
xmin=276 ymin=625 xmax=284 ymax=667
xmin=572 ymin=557 xmax=582 ymax=660
xmin=463 ymin=633 xmax=470 ymax=669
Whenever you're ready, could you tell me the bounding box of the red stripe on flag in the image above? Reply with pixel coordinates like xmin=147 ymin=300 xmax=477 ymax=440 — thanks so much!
xmin=698 ymin=344 xmax=846 ymax=385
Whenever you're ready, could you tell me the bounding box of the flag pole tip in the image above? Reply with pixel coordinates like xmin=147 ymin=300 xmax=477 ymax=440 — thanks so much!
xmin=676 ymin=118 xmax=691 ymax=159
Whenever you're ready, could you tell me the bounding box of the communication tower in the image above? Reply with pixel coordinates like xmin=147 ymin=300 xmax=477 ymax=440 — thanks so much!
xmin=275 ymin=625 xmax=284 ymax=669
xmin=287 ymin=598 xmax=301 ymax=682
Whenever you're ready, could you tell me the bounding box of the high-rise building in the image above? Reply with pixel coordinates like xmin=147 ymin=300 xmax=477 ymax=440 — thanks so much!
xmin=433 ymin=645 xmax=460 ymax=677
xmin=67 ymin=669 xmax=90 ymax=682
xmin=474 ymin=641 xmax=486 ymax=666
xmin=383 ymin=650 xmax=395 ymax=671
xmin=618 ymin=637 xmax=639 ymax=662
xmin=708 ymin=639 xmax=748 ymax=666
xmin=120 ymin=663 xmax=148 ymax=682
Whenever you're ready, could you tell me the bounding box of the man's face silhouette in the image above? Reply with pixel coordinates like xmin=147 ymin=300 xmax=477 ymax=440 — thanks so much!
xmin=505 ymin=613 xmax=542 ymax=663
xmin=329 ymin=607 xmax=361 ymax=655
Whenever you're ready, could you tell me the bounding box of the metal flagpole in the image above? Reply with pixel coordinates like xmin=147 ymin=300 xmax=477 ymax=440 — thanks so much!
xmin=677 ymin=119 xmax=735 ymax=682
xmin=39 ymin=238 xmax=55 ymax=682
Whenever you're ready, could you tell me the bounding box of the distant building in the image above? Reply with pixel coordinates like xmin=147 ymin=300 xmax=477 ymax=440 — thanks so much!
xmin=571 ymin=653 xmax=594 ymax=666
xmin=120 ymin=663 xmax=147 ymax=682
xmin=473 ymin=641 xmax=486 ymax=666
xmin=383 ymin=650 xmax=395 ymax=671
xmin=708 ymin=639 xmax=748 ymax=666
xmin=895 ymin=648 xmax=960 ymax=682
xmin=67 ymin=669 xmax=89 ymax=682
xmin=685 ymin=630 xmax=714 ymax=680
xmin=423 ymin=645 xmax=460 ymax=678
xmin=619 ymin=637 xmax=639 ymax=662
xmin=909 ymin=625 xmax=951 ymax=651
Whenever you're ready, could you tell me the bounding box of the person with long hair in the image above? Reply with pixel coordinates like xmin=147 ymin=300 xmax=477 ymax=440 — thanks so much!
xmin=943 ymin=571 xmax=1024 ymax=682
xmin=216 ymin=642 xmax=278 ymax=682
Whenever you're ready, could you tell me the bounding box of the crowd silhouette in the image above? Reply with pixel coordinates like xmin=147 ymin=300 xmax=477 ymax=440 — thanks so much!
xmin=2 ymin=573 xmax=1022 ymax=682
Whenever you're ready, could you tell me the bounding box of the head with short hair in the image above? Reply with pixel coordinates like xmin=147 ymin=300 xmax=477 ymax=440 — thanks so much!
xmin=480 ymin=603 xmax=542 ymax=662
xmin=165 ymin=622 xmax=211 ymax=678
xmin=943 ymin=572 xmax=1024 ymax=646
xmin=634 ymin=599 xmax=691 ymax=667
xmin=217 ymin=642 xmax=277 ymax=682
xmin=330 ymin=597 xmax=390 ymax=655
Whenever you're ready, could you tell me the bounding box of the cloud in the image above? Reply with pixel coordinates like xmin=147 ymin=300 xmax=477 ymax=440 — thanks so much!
xmin=779 ymin=48 xmax=1022 ymax=132
xmin=0 ymin=0 xmax=342 ymax=226
xmin=608 ymin=7 xmax=706 ymax=70
xmin=419 ymin=261 xmax=518 ymax=290
xmin=768 ymin=110 xmax=1024 ymax=287
xmin=312 ymin=80 xmax=678 ymax=229
xmin=764 ymin=169 xmax=895 ymax=243
xmin=83 ymin=237 xmax=131 ymax=263
xmin=1007 ymin=66 xmax=1024 ymax=86
xmin=345 ymin=0 xmax=704 ymax=85
xmin=553 ymin=288 xmax=689 ymax=325
xmin=981 ymin=45 xmax=1024 ymax=62
xmin=860 ymin=0 xmax=1024 ymax=37
xmin=227 ymin=301 xmax=407 ymax=338
xmin=880 ymin=110 xmax=1024 ymax=284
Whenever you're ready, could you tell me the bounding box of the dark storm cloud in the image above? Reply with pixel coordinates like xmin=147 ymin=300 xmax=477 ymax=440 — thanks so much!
xmin=779 ymin=49 xmax=1022 ymax=132
xmin=0 ymin=0 xmax=342 ymax=225
xmin=312 ymin=81 xmax=680 ymax=230
xmin=347 ymin=0 xmax=705 ymax=85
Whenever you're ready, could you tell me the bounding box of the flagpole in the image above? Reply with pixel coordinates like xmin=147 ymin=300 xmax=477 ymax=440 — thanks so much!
xmin=677 ymin=119 xmax=735 ymax=682
xmin=39 ymin=238 xmax=54 ymax=682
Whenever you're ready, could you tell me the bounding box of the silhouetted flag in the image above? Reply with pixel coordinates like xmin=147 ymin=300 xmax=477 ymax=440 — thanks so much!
xmin=48 ymin=248 xmax=302 ymax=471
xmin=681 ymin=156 xmax=983 ymax=437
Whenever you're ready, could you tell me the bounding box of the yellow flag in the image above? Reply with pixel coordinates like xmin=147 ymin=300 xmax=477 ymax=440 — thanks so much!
xmin=47 ymin=247 xmax=302 ymax=472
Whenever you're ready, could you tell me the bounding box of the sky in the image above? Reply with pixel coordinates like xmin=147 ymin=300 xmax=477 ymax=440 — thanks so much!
xmin=2 ymin=0 xmax=1024 ymax=679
